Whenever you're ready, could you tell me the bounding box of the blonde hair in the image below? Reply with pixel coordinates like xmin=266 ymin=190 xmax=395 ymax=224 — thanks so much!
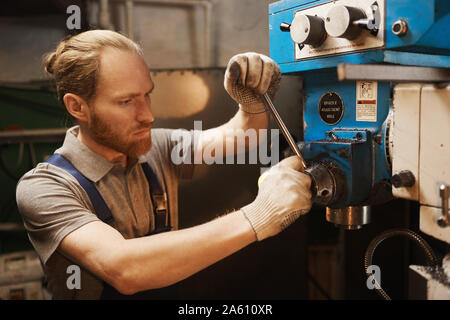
xmin=44 ymin=30 xmax=143 ymax=104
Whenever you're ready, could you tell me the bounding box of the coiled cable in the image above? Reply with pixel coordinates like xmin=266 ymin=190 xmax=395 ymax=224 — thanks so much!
xmin=364 ymin=228 xmax=439 ymax=300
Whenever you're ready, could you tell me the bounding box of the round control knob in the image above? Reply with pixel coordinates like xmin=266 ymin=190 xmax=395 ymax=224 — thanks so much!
xmin=290 ymin=14 xmax=327 ymax=47
xmin=325 ymin=5 xmax=367 ymax=40
xmin=390 ymin=170 xmax=416 ymax=188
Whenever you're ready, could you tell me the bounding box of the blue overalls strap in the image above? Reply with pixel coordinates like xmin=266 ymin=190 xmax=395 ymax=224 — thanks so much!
xmin=46 ymin=154 xmax=170 ymax=233
xmin=141 ymin=162 xmax=171 ymax=233
xmin=46 ymin=154 xmax=114 ymax=224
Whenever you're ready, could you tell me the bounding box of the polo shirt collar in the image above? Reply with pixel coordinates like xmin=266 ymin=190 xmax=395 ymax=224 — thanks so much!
xmin=55 ymin=126 xmax=119 ymax=183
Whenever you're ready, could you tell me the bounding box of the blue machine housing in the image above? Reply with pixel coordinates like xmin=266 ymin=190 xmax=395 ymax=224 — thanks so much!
xmin=300 ymin=69 xmax=392 ymax=207
xmin=269 ymin=0 xmax=449 ymax=208
xmin=269 ymin=0 xmax=450 ymax=72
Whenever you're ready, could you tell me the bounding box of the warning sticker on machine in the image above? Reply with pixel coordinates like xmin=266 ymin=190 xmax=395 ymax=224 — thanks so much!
xmin=356 ymin=81 xmax=378 ymax=122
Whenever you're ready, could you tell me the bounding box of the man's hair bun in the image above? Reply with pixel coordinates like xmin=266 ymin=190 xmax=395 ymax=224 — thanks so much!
xmin=44 ymin=52 xmax=57 ymax=75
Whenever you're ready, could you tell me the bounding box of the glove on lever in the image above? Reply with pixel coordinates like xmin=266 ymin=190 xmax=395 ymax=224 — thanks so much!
xmin=241 ymin=156 xmax=312 ymax=241
xmin=224 ymin=52 xmax=281 ymax=114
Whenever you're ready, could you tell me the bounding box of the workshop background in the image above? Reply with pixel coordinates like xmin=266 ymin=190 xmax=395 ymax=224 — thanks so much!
xmin=0 ymin=0 xmax=445 ymax=300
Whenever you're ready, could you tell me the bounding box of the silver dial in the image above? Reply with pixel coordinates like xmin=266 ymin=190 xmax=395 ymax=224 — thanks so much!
xmin=324 ymin=5 xmax=367 ymax=40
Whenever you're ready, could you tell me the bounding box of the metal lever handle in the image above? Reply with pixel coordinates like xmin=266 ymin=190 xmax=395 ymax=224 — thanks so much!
xmin=262 ymin=93 xmax=308 ymax=171
xmin=438 ymin=184 xmax=449 ymax=228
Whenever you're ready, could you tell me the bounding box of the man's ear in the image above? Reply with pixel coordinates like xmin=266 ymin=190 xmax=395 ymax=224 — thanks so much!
xmin=63 ymin=93 xmax=90 ymax=122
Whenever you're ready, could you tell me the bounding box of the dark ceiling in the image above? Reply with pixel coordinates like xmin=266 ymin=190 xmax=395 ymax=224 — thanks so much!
xmin=1 ymin=0 xmax=86 ymax=16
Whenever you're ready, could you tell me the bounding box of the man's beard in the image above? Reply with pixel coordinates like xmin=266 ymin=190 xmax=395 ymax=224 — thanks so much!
xmin=88 ymin=110 xmax=152 ymax=158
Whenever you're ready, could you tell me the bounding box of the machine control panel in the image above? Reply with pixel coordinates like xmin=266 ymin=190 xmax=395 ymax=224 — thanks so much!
xmin=286 ymin=0 xmax=385 ymax=60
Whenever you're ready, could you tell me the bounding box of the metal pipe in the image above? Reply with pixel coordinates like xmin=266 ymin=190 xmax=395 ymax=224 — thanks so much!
xmin=0 ymin=128 xmax=67 ymax=145
xmin=125 ymin=0 xmax=134 ymax=40
xmin=134 ymin=0 xmax=210 ymax=6
xmin=203 ymin=1 xmax=212 ymax=67
xmin=109 ymin=0 xmax=212 ymax=67
xmin=99 ymin=0 xmax=113 ymax=30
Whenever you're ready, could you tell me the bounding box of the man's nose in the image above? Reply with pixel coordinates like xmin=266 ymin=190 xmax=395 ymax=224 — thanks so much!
xmin=136 ymin=98 xmax=154 ymax=124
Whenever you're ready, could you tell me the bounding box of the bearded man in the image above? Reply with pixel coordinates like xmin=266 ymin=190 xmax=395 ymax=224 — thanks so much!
xmin=16 ymin=30 xmax=312 ymax=299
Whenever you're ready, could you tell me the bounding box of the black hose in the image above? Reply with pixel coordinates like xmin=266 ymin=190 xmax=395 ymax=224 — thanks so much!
xmin=364 ymin=228 xmax=439 ymax=300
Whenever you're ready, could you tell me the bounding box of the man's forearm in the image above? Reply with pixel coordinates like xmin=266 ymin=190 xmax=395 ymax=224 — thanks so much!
xmin=226 ymin=108 xmax=269 ymax=133
xmin=115 ymin=210 xmax=256 ymax=294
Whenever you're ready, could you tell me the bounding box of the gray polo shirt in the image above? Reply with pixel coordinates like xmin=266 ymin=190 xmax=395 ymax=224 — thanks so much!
xmin=16 ymin=126 xmax=194 ymax=299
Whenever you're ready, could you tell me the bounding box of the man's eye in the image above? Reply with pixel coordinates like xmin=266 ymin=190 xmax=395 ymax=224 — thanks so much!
xmin=120 ymin=99 xmax=132 ymax=105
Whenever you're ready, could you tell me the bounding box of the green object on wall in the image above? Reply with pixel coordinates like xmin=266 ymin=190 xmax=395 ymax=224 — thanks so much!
xmin=0 ymin=84 xmax=71 ymax=253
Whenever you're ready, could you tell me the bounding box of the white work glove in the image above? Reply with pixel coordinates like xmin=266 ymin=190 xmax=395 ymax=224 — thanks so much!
xmin=241 ymin=156 xmax=312 ymax=241
xmin=224 ymin=52 xmax=281 ymax=114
